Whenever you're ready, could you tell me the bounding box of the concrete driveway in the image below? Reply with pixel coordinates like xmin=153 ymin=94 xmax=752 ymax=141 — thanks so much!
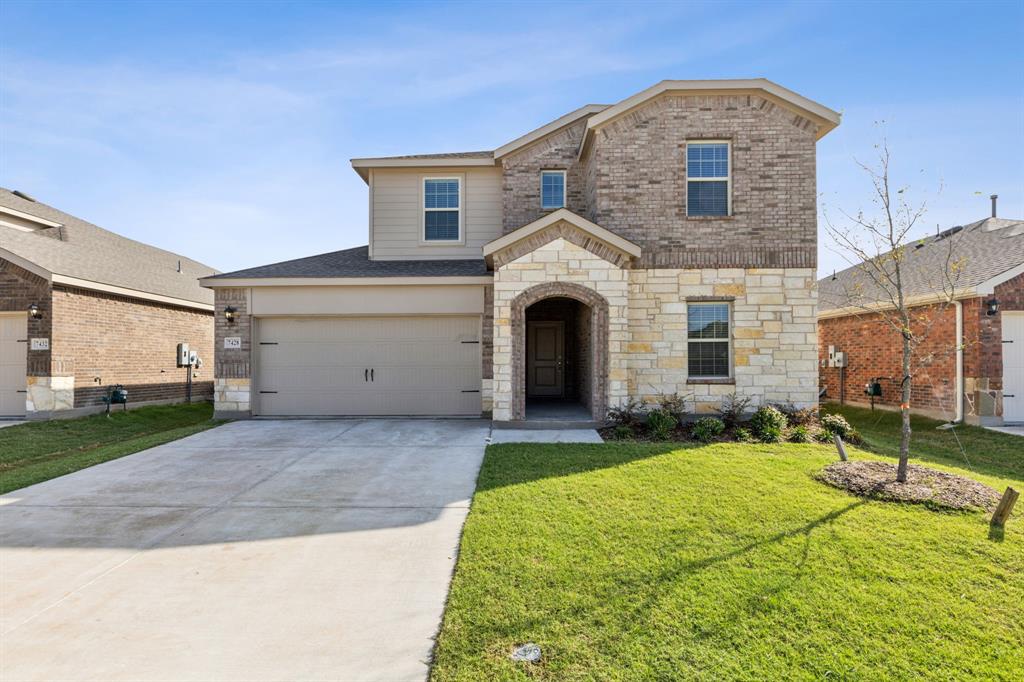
xmin=0 ymin=419 xmax=489 ymax=682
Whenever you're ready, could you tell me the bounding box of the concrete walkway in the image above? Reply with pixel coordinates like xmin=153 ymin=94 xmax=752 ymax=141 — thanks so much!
xmin=490 ymin=428 xmax=603 ymax=443
xmin=0 ymin=419 xmax=489 ymax=682
xmin=985 ymin=424 xmax=1024 ymax=437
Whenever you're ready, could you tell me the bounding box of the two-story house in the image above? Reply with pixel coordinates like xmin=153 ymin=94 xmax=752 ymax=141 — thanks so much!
xmin=200 ymin=79 xmax=840 ymax=422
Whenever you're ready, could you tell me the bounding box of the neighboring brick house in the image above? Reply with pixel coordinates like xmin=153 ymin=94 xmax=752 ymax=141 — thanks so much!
xmin=201 ymin=79 xmax=840 ymax=423
xmin=818 ymin=213 xmax=1024 ymax=425
xmin=0 ymin=188 xmax=217 ymax=419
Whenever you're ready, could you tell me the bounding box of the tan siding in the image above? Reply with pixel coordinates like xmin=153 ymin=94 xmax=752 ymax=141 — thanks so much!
xmin=370 ymin=166 xmax=501 ymax=260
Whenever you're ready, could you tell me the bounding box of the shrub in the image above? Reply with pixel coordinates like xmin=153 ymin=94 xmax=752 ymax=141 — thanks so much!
xmin=692 ymin=417 xmax=725 ymax=443
xmin=646 ymin=408 xmax=677 ymax=441
xmin=751 ymin=405 xmax=787 ymax=443
xmin=657 ymin=392 xmax=690 ymax=422
xmin=789 ymin=425 xmax=811 ymax=443
xmin=733 ymin=427 xmax=753 ymax=443
xmin=607 ymin=398 xmax=644 ymax=428
xmin=715 ymin=392 xmax=753 ymax=427
xmin=612 ymin=424 xmax=634 ymax=440
xmin=821 ymin=413 xmax=854 ymax=440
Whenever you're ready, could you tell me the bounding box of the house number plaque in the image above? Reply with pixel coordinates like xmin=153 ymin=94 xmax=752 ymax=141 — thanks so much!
xmin=224 ymin=337 xmax=242 ymax=349
xmin=30 ymin=338 xmax=49 ymax=351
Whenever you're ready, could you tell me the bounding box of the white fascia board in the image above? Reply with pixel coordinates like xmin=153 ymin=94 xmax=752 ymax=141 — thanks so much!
xmin=0 ymin=205 xmax=63 ymax=228
xmin=51 ymin=274 xmax=214 ymax=311
xmin=482 ymin=208 xmax=641 ymax=259
xmin=0 ymin=247 xmax=52 ymax=280
xmin=816 ymin=290 xmax=975 ymax=320
xmin=200 ymin=276 xmax=494 ymax=288
xmin=350 ymin=156 xmax=497 ymax=182
xmin=493 ymin=104 xmax=610 ymax=159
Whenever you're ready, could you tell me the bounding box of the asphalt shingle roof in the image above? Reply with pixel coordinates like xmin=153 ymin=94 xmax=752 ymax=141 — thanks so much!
xmin=0 ymin=188 xmax=217 ymax=305
xmin=205 ymin=245 xmax=489 ymax=280
xmin=818 ymin=216 xmax=1024 ymax=312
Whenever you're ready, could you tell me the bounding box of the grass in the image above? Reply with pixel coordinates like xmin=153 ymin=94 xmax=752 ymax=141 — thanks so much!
xmin=0 ymin=402 xmax=221 ymax=494
xmin=822 ymin=402 xmax=1023 ymax=483
xmin=432 ymin=437 xmax=1023 ymax=679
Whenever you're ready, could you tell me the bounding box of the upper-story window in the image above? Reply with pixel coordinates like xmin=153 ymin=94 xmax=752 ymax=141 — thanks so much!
xmin=686 ymin=142 xmax=730 ymax=217
xmin=687 ymin=302 xmax=731 ymax=378
xmin=541 ymin=170 xmax=566 ymax=210
xmin=423 ymin=177 xmax=461 ymax=241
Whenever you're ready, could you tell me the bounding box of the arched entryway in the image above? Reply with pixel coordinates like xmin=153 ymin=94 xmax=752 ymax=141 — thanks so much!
xmin=510 ymin=282 xmax=609 ymax=422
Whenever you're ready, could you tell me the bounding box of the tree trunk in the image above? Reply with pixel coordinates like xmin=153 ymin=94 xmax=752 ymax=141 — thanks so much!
xmin=897 ymin=334 xmax=912 ymax=483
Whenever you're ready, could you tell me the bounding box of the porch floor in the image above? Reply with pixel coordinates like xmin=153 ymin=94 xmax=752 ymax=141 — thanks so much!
xmin=525 ymin=401 xmax=592 ymax=422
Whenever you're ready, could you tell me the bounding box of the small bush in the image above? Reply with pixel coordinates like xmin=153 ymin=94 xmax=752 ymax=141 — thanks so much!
xmin=607 ymin=398 xmax=644 ymax=428
xmin=646 ymin=408 xmax=677 ymax=441
xmin=821 ymin=413 xmax=854 ymax=440
xmin=612 ymin=424 xmax=634 ymax=440
xmin=715 ymin=392 xmax=753 ymax=427
xmin=657 ymin=392 xmax=690 ymax=422
xmin=733 ymin=427 xmax=753 ymax=443
xmin=751 ymin=405 xmax=787 ymax=443
xmin=789 ymin=425 xmax=811 ymax=443
xmin=692 ymin=417 xmax=725 ymax=443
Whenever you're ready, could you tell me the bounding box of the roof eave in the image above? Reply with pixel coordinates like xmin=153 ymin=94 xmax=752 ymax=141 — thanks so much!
xmin=200 ymin=275 xmax=493 ymax=288
xmin=350 ymin=156 xmax=498 ymax=182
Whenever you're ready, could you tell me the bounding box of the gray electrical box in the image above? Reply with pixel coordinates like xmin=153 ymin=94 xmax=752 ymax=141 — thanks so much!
xmin=176 ymin=343 xmax=190 ymax=368
xmin=833 ymin=351 xmax=847 ymax=368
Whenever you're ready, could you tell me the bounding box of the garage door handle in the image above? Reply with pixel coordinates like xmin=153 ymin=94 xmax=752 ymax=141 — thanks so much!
xmin=364 ymin=369 xmax=368 ymax=382
xmin=370 ymin=368 xmax=374 ymax=382
xmin=16 ymin=390 xmax=27 ymax=393
xmin=1007 ymin=394 xmax=1016 ymax=398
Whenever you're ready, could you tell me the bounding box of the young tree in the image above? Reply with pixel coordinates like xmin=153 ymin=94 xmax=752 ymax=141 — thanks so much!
xmin=823 ymin=140 xmax=964 ymax=483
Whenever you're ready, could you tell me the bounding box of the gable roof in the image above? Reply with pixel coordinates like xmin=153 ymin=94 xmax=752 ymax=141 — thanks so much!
xmin=201 ymin=245 xmax=489 ymax=285
xmin=818 ymin=216 xmax=1024 ymax=316
xmin=349 ymin=79 xmax=838 ymax=182
xmin=482 ymin=208 xmax=641 ymax=265
xmin=0 ymin=188 xmax=217 ymax=308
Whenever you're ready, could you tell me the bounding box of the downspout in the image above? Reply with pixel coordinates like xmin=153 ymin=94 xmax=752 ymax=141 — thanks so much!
xmin=954 ymin=299 xmax=964 ymax=422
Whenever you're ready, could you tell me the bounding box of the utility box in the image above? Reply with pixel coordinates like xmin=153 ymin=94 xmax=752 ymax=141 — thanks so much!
xmin=176 ymin=343 xmax=190 ymax=368
xmin=865 ymin=382 xmax=882 ymax=397
xmin=833 ymin=351 xmax=847 ymax=368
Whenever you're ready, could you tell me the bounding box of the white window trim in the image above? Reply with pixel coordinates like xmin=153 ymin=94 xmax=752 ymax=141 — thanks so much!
xmin=540 ymin=169 xmax=567 ymax=210
xmin=685 ymin=140 xmax=731 ymax=217
xmin=420 ymin=175 xmax=465 ymax=245
xmin=686 ymin=301 xmax=733 ymax=379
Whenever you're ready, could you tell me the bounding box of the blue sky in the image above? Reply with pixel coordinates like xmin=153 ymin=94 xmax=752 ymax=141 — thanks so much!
xmin=1 ymin=0 xmax=1022 ymax=275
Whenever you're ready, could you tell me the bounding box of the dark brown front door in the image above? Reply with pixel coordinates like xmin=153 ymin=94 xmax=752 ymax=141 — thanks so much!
xmin=527 ymin=321 xmax=564 ymax=397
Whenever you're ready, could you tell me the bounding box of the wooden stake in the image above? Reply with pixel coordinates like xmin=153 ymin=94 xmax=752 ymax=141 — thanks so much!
xmin=833 ymin=434 xmax=848 ymax=462
xmin=991 ymin=487 xmax=1019 ymax=528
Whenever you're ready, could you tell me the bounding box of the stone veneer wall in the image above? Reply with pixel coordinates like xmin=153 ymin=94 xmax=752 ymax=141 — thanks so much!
xmin=213 ymin=287 xmax=252 ymax=416
xmin=491 ymin=233 xmax=818 ymax=421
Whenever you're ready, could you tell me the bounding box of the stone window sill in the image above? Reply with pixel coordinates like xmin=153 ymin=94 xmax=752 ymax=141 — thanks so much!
xmin=686 ymin=377 xmax=735 ymax=385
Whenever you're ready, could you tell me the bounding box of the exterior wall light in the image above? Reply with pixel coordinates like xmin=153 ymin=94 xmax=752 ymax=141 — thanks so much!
xmin=28 ymin=303 xmax=42 ymax=319
xmin=986 ymin=298 xmax=999 ymax=316
xmin=224 ymin=305 xmax=238 ymax=323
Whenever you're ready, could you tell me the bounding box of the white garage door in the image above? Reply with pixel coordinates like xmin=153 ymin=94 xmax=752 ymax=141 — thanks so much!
xmin=254 ymin=316 xmax=482 ymax=417
xmin=0 ymin=314 xmax=28 ymax=417
xmin=1003 ymin=311 xmax=1024 ymax=423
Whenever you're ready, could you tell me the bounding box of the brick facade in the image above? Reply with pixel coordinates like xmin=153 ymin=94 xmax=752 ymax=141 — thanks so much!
xmin=1 ymin=256 xmax=214 ymax=416
xmin=212 ymin=287 xmax=252 ymax=416
xmin=51 ymin=286 xmax=213 ymax=408
xmin=818 ymin=271 xmax=1024 ymax=424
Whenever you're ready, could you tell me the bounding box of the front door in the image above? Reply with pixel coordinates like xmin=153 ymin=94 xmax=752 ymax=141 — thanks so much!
xmin=527 ymin=321 xmax=564 ymax=398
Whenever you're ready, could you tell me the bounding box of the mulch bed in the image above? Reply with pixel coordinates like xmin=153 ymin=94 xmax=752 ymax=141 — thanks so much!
xmin=816 ymin=460 xmax=1001 ymax=511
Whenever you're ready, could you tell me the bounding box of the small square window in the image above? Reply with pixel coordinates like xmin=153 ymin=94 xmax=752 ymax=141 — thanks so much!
xmin=541 ymin=170 xmax=566 ymax=209
xmin=686 ymin=142 xmax=730 ymax=217
xmin=687 ymin=303 xmax=731 ymax=378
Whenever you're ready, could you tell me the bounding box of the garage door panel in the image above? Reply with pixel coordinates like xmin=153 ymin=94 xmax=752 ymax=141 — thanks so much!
xmin=1003 ymin=312 xmax=1024 ymax=423
xmin=1 ymin=315 xmax=27 ymax=417
xmin=254 ymin=316 xmax=481 ymax=417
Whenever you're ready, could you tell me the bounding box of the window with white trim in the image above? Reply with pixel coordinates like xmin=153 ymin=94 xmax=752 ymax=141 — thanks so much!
xmin=541 ymin=170 xmax=566 ymax=209
xmin=687 ymin=302 xmax=731 ymax=378
xmin=423 ymin=177 xmax=460 ymax=241
xmin=686 ymin=142 xmax=730 ymax=217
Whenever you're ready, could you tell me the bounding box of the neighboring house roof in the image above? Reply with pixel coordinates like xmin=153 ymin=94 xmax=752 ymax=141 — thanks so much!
xmin=349 ymin=78 xmax=840 ymax=182
xmin=818 ymin=216 xmax=1024 ymax=316
xmin=201 ymin=245 xmax=490 ymax=285
xmin=0 ymin=188 xmax=217 ymax=309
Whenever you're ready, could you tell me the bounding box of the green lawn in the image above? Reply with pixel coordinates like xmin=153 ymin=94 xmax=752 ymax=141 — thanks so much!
xmin=432 ymin=430 xmax=1023 ymax=679
xmin=0 ymin=402 xmax=221 ymax=494
xmin=822 ymin=402 xmax=1023 ymax=482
